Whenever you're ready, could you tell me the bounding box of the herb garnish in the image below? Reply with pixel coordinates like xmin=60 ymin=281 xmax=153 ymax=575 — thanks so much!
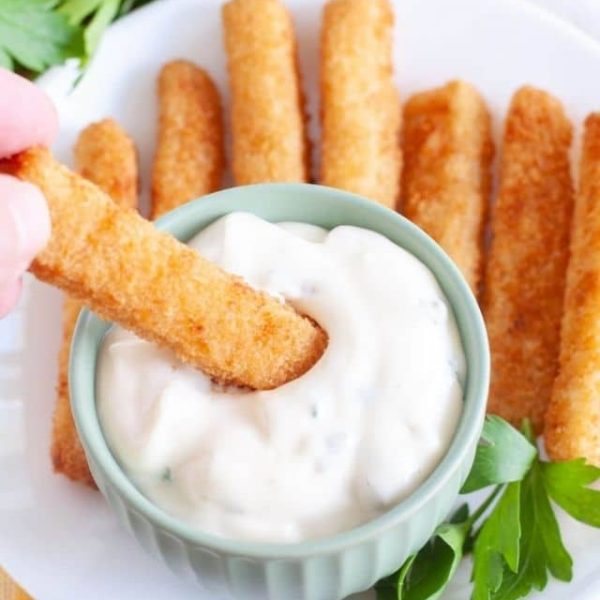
xmin=375 ymin=416 xmax=600 ymax=600
xmin=0 ymin=0 xmax=156 ymax=75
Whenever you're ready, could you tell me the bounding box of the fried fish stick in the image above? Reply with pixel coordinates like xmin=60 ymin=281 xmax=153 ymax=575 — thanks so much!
xmin=5 ymin=148 xmax=326 ymax=390
xmin=483 ymin=87 xmax=574 ymax=431
xmin=52 ymin=119 xmax=138 ymax=487
xmin=53 ymin=297 xmax=96 ymax=486
xmin=223 ymin=0 xmax=308 ymax=184
xmin=545 ymin=114 xmax=600 ymax=465
xmin=151 ymin=60 xmax=224 ymax=218
xmin=74 ymin=119 xmax=139 ymax=209
xmin=320 ymin=0 xmax=401 ymax=208
xmin=402 ymin=81 xmax=493 ymax=292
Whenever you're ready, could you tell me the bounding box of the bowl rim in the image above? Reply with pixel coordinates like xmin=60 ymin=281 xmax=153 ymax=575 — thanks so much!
xmin=70 ymin=182 xmax=489 ymax=559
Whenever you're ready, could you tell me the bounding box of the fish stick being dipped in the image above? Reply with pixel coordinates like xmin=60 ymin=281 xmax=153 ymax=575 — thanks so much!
xmin=483 ymin=86 xmax=574 ymax=432
xmin=151 ymin=60 xmax=224 ymax=219
xmin=51 ymin=119 xmax=139 ymax=487
xmin=545 ymin=114 xmax=600 ymax=466
xmin=3 ymin=148 xmax=327 ymax=390
xmin=320 ymin=0 xmax=401 ymax=208
xmin=402 ymin=81 xmax=493 ymax=293
xmin=222 ymin=0 xmax=308 ymax=184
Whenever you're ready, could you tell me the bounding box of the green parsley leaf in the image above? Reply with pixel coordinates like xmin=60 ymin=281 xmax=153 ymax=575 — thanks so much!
xmin=541 ymin=459 xmax=600 ymax=527
xmin=375 ymin=555 xmax=416 ymax=600
xmin=60 ymin=0 xmax=103 ymax=24
xmin=471 ymin=482 xmax=521 ymax=600
xmin=118 ymin=0 xmax=154 ymax=16
xmin=493 ymin=461 xmax=572 ymax=600
xmin=83 ymin=0 xmax=120 ymax=56
xmin=462 ymin=416 xmax=537 ymax=493
xmin=401 ymin=522 xmax=466 ymax=600
xmin=449 ymin=502 xmax=470 ymax=524
xmin=0 ymin=0 xmax=83 ymax=72
xmin=375 ymin=506 xmax=469 ymax=600
xmin=0 ymin=0 xmax=157 ymax=77
xmin=60 ymin=0 xmax=121 ymax=57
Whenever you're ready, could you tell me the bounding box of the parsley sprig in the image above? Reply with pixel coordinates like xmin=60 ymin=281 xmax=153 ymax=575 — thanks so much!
xmin=0 ymin=0 xmax=156 ymax=75
xmin=375 ymin=416 xmax=600 ymax=600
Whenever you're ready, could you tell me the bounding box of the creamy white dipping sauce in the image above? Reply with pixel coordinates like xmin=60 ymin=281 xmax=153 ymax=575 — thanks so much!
xmin=97 ymin=212 xmax=465 ymax=543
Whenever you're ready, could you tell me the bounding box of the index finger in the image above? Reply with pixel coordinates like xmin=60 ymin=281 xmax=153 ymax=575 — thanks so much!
xmin=0 ymin=69 xmax=58 ymax=157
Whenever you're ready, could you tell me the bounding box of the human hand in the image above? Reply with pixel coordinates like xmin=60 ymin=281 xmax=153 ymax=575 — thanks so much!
xmin=0 ymin=69 xmax=57 ymax=316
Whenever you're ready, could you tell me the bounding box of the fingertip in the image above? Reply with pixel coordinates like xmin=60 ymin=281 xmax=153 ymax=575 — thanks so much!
xmin=0 ymin=68 xmax=59 ymax=156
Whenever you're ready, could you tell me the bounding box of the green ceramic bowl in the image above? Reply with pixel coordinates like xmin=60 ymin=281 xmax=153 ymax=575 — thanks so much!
xmin=70 ymin=183 xmax=489 ymax=600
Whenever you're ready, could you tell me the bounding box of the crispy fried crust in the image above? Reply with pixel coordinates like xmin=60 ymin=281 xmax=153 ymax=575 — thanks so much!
xmin=5 ymin=148 xmax=326 ymax=390
xmin=319 ymin=0 xmax=401 ymax=207
xmin=402 ymin=81 xmax=493 ymax=292
xmin=483 ymin=87 xmax=574 ymax=431
xmin=52 ymin=296 xmax=96 ymax=487
xmin=74 ymin=118 xmax=139 ymax=209
xmin=52 ymin=119 xmax=139 ymax=487
xmin=223 ymin=0 xmax=308 ymax=184
xmin=151 ymin=60 xmax=224 ymax=218
xmin=545 ymin=114 xmax=600 ymax=465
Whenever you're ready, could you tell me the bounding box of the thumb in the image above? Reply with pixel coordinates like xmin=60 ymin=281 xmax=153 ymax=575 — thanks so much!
xmin=0 ymin=69 xmax=58 ymax=157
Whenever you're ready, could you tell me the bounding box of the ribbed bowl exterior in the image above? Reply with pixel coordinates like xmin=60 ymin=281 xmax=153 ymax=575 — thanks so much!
xmin=87 ymin=439 xmax=476 ymax=600
xmin=70 ymin=184 xmax=489 ymax=600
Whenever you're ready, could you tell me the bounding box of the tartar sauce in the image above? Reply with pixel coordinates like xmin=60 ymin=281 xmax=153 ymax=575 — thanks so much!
xmin=97 ymin=212 xmax=465 ymax=543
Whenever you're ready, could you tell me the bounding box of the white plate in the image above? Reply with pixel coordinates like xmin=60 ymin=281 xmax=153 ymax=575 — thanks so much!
xmin=1 ymin=0 xmax=600 ymax=598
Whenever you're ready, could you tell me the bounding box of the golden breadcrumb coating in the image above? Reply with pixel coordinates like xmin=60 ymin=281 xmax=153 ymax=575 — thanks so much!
xmin=53 ymin=296 xmax=96 ymax=487
xmin=402 ymin=80 xmax=493 ymax=292
xmin=320 ymin=0 xmax=401 ymax=207
xmin=483 ymin=87 xmax=574 ymax=432
xmin=151 ymin=60 xmax=224 ymax=218
xmin=223 ymin=0 xmax=308 ymax=184
xmin=545 ymin=114 xmax=600 ymax=466
xmin=52 ymin=118 xmax=139 ymax=487
xmin=74 ymin=118 xmax=139 ymax=209
xmin=5 ymin=148 xmax=326 ymax=390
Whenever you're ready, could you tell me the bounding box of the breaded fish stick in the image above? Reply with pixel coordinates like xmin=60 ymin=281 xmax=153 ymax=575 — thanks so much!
xmin=151 ymin=60 xmax=224 ymax=218
xmin=74 ymin=119 xmax=139 ymax=208
xmin=223 ymin=0 xmax=308 ymax=184
xmin=5 ymin=148 xmax=326 ymax=390
xmin=320 ymin=0 xmax=401 ymax=207
xmin=402 ymin=81 xmax=493 ymax=292
xmin=483 ymin=87 xmax=574 ymax=431
xmin=53 ymin=297 xmax=96 ymax=486
xmin=545 ymin=114 xmax=600 ymax=465
xmin=52 ymin=119 xmax=138 ymax=487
